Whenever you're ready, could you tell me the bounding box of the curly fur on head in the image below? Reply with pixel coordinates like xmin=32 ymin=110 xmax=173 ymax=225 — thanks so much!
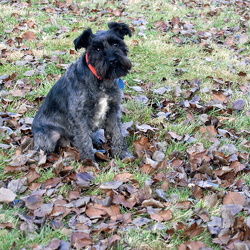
xmin=74 ymin=22 xmax=132 ymax=80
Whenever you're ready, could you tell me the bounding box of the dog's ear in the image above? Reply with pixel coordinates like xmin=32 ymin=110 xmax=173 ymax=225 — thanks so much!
xmin=73 ymin=28 xmax=93 ymax=51
xmin=108 ymin=22 xmax=132 ymax=39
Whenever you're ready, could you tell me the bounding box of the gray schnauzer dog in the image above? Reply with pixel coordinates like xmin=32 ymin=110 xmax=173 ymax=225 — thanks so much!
xmin=32 ymin=22 xmax=133 ymax=161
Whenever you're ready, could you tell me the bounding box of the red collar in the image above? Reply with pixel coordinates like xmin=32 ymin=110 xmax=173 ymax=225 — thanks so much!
xmin=85 ymin=53 xmax=102 ymax=80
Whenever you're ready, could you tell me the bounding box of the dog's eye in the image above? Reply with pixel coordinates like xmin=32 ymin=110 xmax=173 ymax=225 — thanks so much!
xmin=112 ymin=43 xmax=119 ymax=47
xmin=96 ymin=48 xmax=101 ymax=51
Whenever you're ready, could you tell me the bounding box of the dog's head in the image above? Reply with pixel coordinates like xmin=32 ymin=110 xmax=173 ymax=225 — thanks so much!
xmin=73 ymin=22 xmax=132 ymax=80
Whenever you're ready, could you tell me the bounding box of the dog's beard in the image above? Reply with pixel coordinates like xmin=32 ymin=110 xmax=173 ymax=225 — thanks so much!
xmin=89 ymin=52 xmax=132 ymax=80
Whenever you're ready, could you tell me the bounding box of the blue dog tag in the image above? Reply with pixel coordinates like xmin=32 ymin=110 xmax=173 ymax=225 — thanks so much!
xmin=118 ymin=79 xmax=125 ymax=89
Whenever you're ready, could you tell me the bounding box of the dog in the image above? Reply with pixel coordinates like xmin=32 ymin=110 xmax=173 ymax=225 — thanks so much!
xmin=32 ymin=22 xmax=133 ymax=161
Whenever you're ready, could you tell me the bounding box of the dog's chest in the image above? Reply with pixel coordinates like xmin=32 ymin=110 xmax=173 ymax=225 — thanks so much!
xmin=93 ymin=95 xmax=109 ymax=127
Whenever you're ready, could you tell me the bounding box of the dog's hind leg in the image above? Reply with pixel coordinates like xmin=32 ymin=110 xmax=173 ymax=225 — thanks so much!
xmin=33 ymin=128 xmax=61 ymax=153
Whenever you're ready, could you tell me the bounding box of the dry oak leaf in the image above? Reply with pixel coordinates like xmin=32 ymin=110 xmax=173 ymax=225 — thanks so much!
xmin=150 ymin=209 xmax=172 ymax=222
xmin=104 ymin=205 xmax=121 ymax=217
xmin=223 ymin=191 xmax=246 ymax=205
xmin=136 ymin=124 xmax=159 ymax=133
xmin=0 ymin=187 xmax=16 ymax=203
xmin=178 ymin=241 xmax=206 ymax=250
xmin=132 ymin=217 xmax=151 ymax=226
xmin=142 ymin=198 xmax=164 ymax=208
xmin=50 ymin=199 xmax=68 ymax=217
xmin=24 ymin=169 xmax=41 ymax=184
xmin=212 ymin=93 xmax=228 ymax=103
xmin=232 ymin=99 xmax=246 ymax=110
xmin=85 ymin=203 xmax=120 ymax=219
xmin=114 ymin=172 xmax=133 ymax=182
xmin=34 ymin=203 xmax=54 ymax=217
xmin=183 ymin=222 xmax=206 ymax=239
xmin=22 ymin=31 xmax=36 ymax=41
xmin=71 ymin=232 xmax=92 ymax=249
xmin=0 ymin=222 xmax=14 ymax=229
xmin=44 ymin=177 xmax=61 ymax=189
xmin=45 ymin=238 xmax=61 ymax=250
xmin=168 ymin=131 xmax=182 ymax=140
xmin=200 ymin=125 xmax=217 ymax=137
xmin=99 ymin=181 xmax=122 ymax=190
xmin=107 ymin=234 xmax=121 ymax=247
xmin=175 ymin=201 xmax=191 ymax=209
xmin=133 ymin=136 xmax=152 ymax=158
xmin=113 ymin=194 xmax=136 ymax=209
xmin=140 ymin=164 xmax=155 ymax=174
xmin=25 ymin=194 xmax=44 ymax=210
xmin=110 ymin=213 xmax=132 ymax=225
xmin=6 ymin=151 xmax=36 ymax=168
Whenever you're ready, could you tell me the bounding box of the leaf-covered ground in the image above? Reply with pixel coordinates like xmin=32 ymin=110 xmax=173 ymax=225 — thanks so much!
xmin=0 ymin=0 xmax=250 ymax=249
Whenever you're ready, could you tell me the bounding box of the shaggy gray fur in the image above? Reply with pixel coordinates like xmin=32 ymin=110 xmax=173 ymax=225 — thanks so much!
xmin=32 ymin=22 xmax=133 ymax=160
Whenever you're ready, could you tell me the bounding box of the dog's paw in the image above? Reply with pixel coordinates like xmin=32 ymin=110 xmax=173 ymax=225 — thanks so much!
xmin=92 ymin=129 xmax=106 ymax=146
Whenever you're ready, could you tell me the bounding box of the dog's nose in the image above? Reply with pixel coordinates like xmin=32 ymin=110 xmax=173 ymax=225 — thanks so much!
xmin=109 ymin=58 xmax=118 ymax=65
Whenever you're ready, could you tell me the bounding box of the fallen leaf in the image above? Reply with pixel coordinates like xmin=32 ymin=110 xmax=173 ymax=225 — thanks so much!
xmin=45 ymin=238 xmax=61 ymax=250
xmin=133 ymin=136 xmax=152 ymax=158
xmin=232 ymin=99 xmax=246 ymax=110
xmin=44 ymin=177 xmax=61 ymax=189
xmin=221 ymin=205 xmax=239 ymax=229
xmin=168 ymin=131 xmax=182 ymax=140
xmin=136 ymin=124 xmax=158 ymax=133
xmin=178 ymin=241 xmax=206 ymax=250
xmin=132 ymin=217 xmax=150 ymax=226
xmin=0 ymin=222 xmax=14 ymax=229
xmin=155 ymin=189 xmax=168 ymax=201
xmin=113 ymin=194 xmax=136 ymax=209
xmin=23 ymin=70 xmax=35 ymax=77
xmin=203 ymin=193 xmax=217 ymax=208
xmin=85 ymin=204 xmax=107 ymax=219
xmin=142 ymin=198 xmax=164 ymax=208
xmin=99 ymin=181 xmax=122 ymax=190
xmin=34 ymin=203 xmax=54 ymax=217
xmin=134 ymin=95 xmax=149 ymax=104
xmin=152 ymin=151 xmax=165 ymax=162
xmin=114 ymin=173 xmax=133 ymax=182
xmin=150 ymin=209 xmax=172 ymax=222
xmin=153 ymin=87 xmax=168 ymax=95
xmin=129 ymin=86 xmax=143 ymax=92
xmin=183 ymin=222 xmax=205 ymax=239
xmin=223 ymin=191 xmax=246 ymax=205
xmin=25 ymin=195 xmax=44 ymax=210
xmin=0 ymin=188 xmax=16 ymax=203
xmin=76 ymin=172 xmax=94 ymax=188
xmin=7 ymin=177 xmax=28 ymax=194
xmin=71 ymin=232 xmax=92 ymax=249
xmin=200 ymin=125 xmax=217 ymax=137
xmin=175 ymin=201 xmax=191 ymax=209
xmin=22 ymin=31 xmax=36 ymax=41
xmin=9 ymin=89 xmax=24 ymax=97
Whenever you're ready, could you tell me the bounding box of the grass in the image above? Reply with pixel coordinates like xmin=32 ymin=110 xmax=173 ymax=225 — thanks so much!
xmin=119 ymin=227 xmax=166 ymax=250
xmin=36 ymin=167 xmax=56 ymax=183
xmin=0 ymin=0 xmax=249 ymax=249
xmin=0 ymin=224 xmax=68 ymax=249
xmin=0 ymin=204 xmax=67 ymax=249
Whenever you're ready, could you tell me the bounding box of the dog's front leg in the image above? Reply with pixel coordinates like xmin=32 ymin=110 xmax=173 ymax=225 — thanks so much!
xmin=105 ymin=107 xmax=132 ymax=159
xmin=72 ymin=119 xmax=95 ymax=160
